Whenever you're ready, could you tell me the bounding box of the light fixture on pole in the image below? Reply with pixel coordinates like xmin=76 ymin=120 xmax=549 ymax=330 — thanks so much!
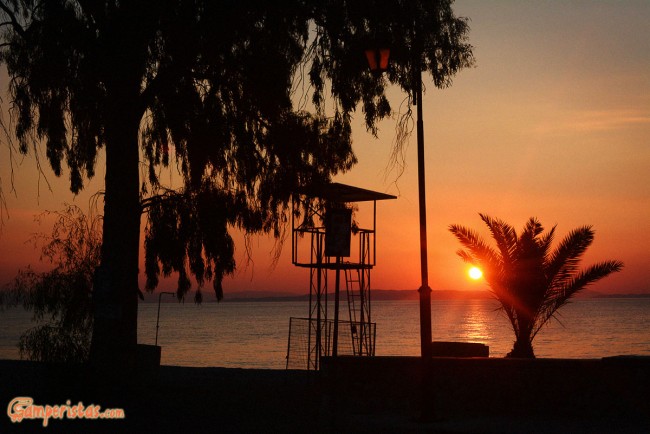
xmin=364 ymin=48 xmax=390 ymax=73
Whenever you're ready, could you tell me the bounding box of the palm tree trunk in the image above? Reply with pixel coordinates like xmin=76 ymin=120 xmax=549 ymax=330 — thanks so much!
xmin=507 ymin=337 xmax=535 ymax=358
xmin=507 ymin=318 xmax=535 ymax=358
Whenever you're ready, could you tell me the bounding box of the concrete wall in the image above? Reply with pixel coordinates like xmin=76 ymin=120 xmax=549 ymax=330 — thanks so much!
xmin=320 ymin=356 xmax=650 ymax=420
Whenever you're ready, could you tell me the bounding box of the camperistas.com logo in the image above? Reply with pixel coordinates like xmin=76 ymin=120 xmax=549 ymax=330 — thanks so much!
xmin=7 ymin=397 xmax=125 ymax=427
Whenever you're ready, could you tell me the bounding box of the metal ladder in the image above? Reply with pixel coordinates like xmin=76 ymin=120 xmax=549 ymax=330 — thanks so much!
xmin=344 ymin=230 xmax=373 ymax=356
xmin=345 ymin=268 xmax=364 ymax=355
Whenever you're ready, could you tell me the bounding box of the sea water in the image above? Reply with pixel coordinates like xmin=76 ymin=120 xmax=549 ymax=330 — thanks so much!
xmin=1 ymin=298 xmax=649 ymax=369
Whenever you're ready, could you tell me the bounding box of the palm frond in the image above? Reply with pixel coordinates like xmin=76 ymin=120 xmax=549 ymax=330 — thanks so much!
xmin=546 ymin=226 xmax=594 ymax=290
xmin=522 ymin=217 xmax=544 ymax=239
xmin=456 ymin=250 xmax=474 ymax=263
xmin=450 ymin=224 xmax=507 ymax=295
xmin=539 ymin=224 xmax=556 ymax=262
xmin=534 ymin=260 xmax=623 ymax=336
xmin=479 ymin=213 xmax=517 ymax=266
xmin=449 ymin=224 xmax=500 ymax=267
xmin=515 ymin=217 xmax=544 ymax=262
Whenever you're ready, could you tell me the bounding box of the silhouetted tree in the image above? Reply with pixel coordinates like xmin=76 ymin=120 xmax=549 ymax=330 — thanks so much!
xmin=0 ymin=204 xmax=99 ymax=362
xmin=1 ymin=0 xmax=474 ymax=367
xmin=449 ymin=214 xmax=623 ymax=358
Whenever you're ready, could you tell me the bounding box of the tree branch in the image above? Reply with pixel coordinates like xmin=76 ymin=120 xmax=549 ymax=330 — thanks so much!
xmin=140 ymin=188 xmax=183 ymax=213
xmin=0 ymin=2 xmax=26 ymax=38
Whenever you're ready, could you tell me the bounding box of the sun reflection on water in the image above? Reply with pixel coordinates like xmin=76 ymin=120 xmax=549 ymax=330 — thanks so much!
xmin=459 ymin=303 xmax=492 ymax=342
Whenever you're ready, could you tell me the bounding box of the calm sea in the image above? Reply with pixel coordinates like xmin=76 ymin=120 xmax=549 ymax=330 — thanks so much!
xmin=1 ymin=298 xmax=649 ymax=369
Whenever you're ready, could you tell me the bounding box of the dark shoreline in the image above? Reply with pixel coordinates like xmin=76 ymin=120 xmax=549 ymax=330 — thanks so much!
xmin=2 ymin=357 xmax=649 ymax=433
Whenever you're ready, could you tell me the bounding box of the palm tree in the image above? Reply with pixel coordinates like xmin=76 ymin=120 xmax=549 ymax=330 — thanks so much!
xmin=449 ymin=214 xmax=623 ymax=358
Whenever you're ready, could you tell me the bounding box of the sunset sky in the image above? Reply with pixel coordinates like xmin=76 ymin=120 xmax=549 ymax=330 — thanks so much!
xmin=1 ymin=0 xmax=649 ymax=299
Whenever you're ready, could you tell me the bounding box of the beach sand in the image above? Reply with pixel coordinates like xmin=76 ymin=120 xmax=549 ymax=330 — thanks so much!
xmin=1 ymin=358 xmax=648 ymax=433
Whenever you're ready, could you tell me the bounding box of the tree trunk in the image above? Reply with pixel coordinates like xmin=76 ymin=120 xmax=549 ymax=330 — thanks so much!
xmin=506 ymin=337 xmax=535 ymax=358
xmin=507 ymin=317 xmax=536 ymax=358
xmin=89 ymin=103 xmax=142 ymax=372
xmin=87 ymin=7 xmax=150 ymax=371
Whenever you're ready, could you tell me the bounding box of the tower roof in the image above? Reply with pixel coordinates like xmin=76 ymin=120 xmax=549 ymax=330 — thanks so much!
xmin=299 ymin=182 xmax=396 ymax=203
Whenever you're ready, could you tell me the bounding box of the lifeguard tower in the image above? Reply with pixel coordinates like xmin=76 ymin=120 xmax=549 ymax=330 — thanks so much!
xmin=286 ymin=183 xmax=396 ymax=370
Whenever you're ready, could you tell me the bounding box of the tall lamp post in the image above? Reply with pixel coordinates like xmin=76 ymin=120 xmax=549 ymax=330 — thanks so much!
xmin=365 ymin=46 xmax=433 ymax=360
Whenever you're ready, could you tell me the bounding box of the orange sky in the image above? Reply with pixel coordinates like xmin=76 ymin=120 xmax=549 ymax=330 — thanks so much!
xmin=1 ymin=1 xmax=649 ymax=299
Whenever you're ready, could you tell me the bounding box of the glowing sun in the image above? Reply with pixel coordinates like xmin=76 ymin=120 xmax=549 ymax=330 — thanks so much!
xmin=468 ymin=266 xmax=483 ymax=280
